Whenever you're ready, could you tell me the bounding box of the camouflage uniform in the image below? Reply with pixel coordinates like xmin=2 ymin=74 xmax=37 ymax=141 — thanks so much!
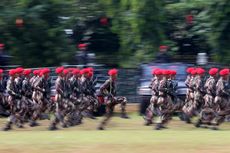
xmin=213 ymin=77 xmax=230 ymax=126
xmin=197 ymin=76 xmax=217 ymax=126
xmin=145 ymin=76 xmax=160 ymax=125
xmin=3 ymin=77 xmax=22 ymax=130
xmin=22 ymin=77 xmax=36 ymax=124
xmin=183 ymin=75 xmax=195 ymax=115
xmin=0 ymin=77 xmax=8 ymax=115
xmin=155 ymin=76 xmax=174 ymax=130
xmin=49 ymin=76 xmax=67 ymax=130
xmin=98 ymin=78 xmax=128 ymax=130
xmin=82 ymin=76 xmax=98 ymax=119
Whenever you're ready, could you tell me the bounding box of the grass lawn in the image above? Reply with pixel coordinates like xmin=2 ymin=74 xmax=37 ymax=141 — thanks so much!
xmin=0 ymin=113 xmax=230 ymax=153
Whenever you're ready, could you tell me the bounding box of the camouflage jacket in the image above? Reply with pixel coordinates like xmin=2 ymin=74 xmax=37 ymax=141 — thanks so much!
xmin=99 ymin=79 xmax=116 ymax=97
xmin=216 ymin=77 xmax=230 ymax=97
xmin=6 ymin=78 xmax=19 ymax=97
xmin=204 ymin=76 xmax=216 ymax=96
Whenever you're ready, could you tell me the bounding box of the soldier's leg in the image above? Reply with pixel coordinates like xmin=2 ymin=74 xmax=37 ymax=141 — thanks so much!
xmin=119 ymin=97 xmax=129 ymax=119
xmin=145 ymin=96 xmax=158 ymax=125
xmin=98 ymin=104 xmax=114 ymax=130
xmin=3 ymin=114 xmax=16 ymax=131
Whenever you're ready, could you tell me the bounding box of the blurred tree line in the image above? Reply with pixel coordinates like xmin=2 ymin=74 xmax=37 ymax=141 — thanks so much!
xmin=0 ymin=0 xmax=229 ymax=67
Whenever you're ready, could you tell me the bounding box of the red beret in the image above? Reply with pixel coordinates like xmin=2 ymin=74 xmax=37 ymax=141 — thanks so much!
xmin=171 ymin=70 xmax=177 ymax=75
xmin=162 ymin=70 xmax=170 ymax=75
xmin=0 ymin=69 xmax=3 ymax=74
xmin=108 ymin=69 xmax=118 ymax=76
xmin=43 ymin=68 xmax=50 ymax=74
xmin=0 ymin=43 xmax=5 ymax=49
xmin=159 ymin=45 xmax=168 ymax=50
xmin=186 ymin=67 xmax=194 ymax=74
xmin=155 ymin=69 xmax=162 ymax=75
xmin=88 ymin=72 xmax=93 ymax=78
xmin=152 ymin=68 xmax=160 ymax=75
xmin=209 ymin=68 xmax=219 ymax=76
xmin=72 ymin=68 xmax=80 ymax=75
xmin=55 ymin=67 xmax=64 ymax=74
xmin=191 ymin=69 xmax=197 ymax=75
xmin=63 ymin=69 xmax=69 ymax=75
xmin=196 ymin=68 xmax=205 ymax=75
xmin=16 ymin=67 xmax=24 ymax=74
xmin=219 ymin=69 xmax=230 ymax=76
xmin=78 ymin=43 xmax=88 ymax=49
xmin=33 ymin=70 xmax=40 ymax=75
xmin=87 ymin=67 xmax=94 ymax=72
xmin=80 ymin=68 xmax=89 ymax=75
xmin=23 ymin=69 xmax=32 ymax=76
xmin=9 ymin=69 xmax=16 ymax=76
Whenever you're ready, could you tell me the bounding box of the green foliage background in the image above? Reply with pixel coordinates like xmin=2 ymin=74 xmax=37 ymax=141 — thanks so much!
xmin=0 ymin=0 xmax=229 ymax=67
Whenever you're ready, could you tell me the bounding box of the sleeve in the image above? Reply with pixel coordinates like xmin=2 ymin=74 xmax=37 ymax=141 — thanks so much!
xmin=99 ymin=80 xmax=110 ymax=95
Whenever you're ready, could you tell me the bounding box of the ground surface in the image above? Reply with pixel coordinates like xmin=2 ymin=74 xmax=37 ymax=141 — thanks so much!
xmin=0 ymin=103 xmax=230 ymax=153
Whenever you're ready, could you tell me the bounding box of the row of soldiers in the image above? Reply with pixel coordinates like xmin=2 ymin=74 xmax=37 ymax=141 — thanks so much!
xmin=183 ymin=67 xmax=230 ymax=130
xmin=145 ymin=67 xmax=230 ymax=130
xmin=0 ymin=67 xmax=128 ymax=131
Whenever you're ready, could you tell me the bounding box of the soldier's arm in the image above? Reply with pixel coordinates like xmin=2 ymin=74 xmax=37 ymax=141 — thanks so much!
xmin=99 ymin=80 xmax=110 ymax=95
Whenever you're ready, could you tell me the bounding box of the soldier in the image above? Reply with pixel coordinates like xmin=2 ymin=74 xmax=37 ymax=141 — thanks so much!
xmin=193 ymin=68 xmax=206 ymax=114
xmin=185 ymin=67 xmax=195 ymax=104
xmin=68 ymin=68 xmax=82 ymax=125
xmin=196 ymin=68 xmax=219 ymax=128
xmin=85 ymin=69 xmax=98 ymax=119
xmin=154 ymin=70 xmax=174 ymax=130
xmin=0 ymin=69 xmax=5 ymax=101
xmin=182 ymin=68 xmax=197 ymax=123
xmin=144 ymin=68 xmax=162 ymax=125
xmin=98 ymin=69 xmax=129 ymax=130
xmin=79 ymin=68 xmax=94 ymax=118
xmin=3 ymin=69 xmax=22 ymax=130
xmin=212 ymin=68 xmax=230 ymax=129
xmin=31 ymin=68 xmax=50 ymax=126
xmin=49 ymin=67 xmax=67 ymax=130
xmin=0 ymin=69 xmax=7 ymax=115
xmin=21 ymin=69 xmax=35 ymax=125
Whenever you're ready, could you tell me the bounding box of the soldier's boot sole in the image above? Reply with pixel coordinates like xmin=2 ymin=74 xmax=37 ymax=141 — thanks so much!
xmin=97 ymin=126 xmax=105 ymax=130
xmin=211 ymin=126 xmax=219 ymax=130
xmin=2 ymin=125 xmax=12 ymax=131
xmin=48 ymin=126 xmax=58 ymax=131
xmin=29 ymin=122 xmax=40 ymax=127
xmin=155 ymin=124 xmax=162 ymax=130
xmin=62 ymin=124 xmax=68 ymax=128
xmin=121 ymin=114 xmax=130 ymax=119
xmin=144 ymin=121 xmax=153 ymax=126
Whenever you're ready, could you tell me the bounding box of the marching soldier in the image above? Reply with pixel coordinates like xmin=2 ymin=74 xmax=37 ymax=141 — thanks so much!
xmin=182 ymin=68 xmax=197 ymax=123
xmin=195 ymin=68 xmax=219 ymax=128
xmin=212 ymin=68 xmax=230 ymax=129
xmin=144 ymin=69 xmax=162 ymax=125
xmin=49 ymin=67 xmax=67 ymax=130
xmin=98 ymin=69 xmax=129 ymax=130
xmin=0 ymin=69 xmax=8 ymax=116
xmin=154 ymin=70 xmax=174 ymax=130
xmin=193 ymin=68 xmax=206 ymax=114
xmin=3 ymin=69 xmax=22 ymax=130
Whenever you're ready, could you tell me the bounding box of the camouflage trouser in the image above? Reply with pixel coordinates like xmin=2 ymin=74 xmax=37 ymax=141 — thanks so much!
xmin=145 ymin=95 xmax=158 ymax=123
xmin=4 ymin=96 xmax=24 ymax=129
xmin=49 ymin=98 xmax=69 ymax=128
xmin=156 ymin=95 xmax=173 ymax=125
xmin=198 ymin=94 xmax=217 ymax=124
xmin=182 ymin=91 xmax=199 ymax=117
xmin=212 ymin=96 xmax=230 ymax=125
xmin=98 ymin=96 xmax=127 ymax=129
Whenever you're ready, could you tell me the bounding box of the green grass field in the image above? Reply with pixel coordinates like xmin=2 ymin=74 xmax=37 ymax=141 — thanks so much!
xmin=0 ymin=113 xmax=230 ymax=153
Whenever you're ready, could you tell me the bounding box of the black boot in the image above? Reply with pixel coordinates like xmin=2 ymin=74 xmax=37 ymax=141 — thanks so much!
xmin=121 ymin=113 xmax=129 ymax=119
xmin=155 ymin=123 xmax=162 ymax=130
